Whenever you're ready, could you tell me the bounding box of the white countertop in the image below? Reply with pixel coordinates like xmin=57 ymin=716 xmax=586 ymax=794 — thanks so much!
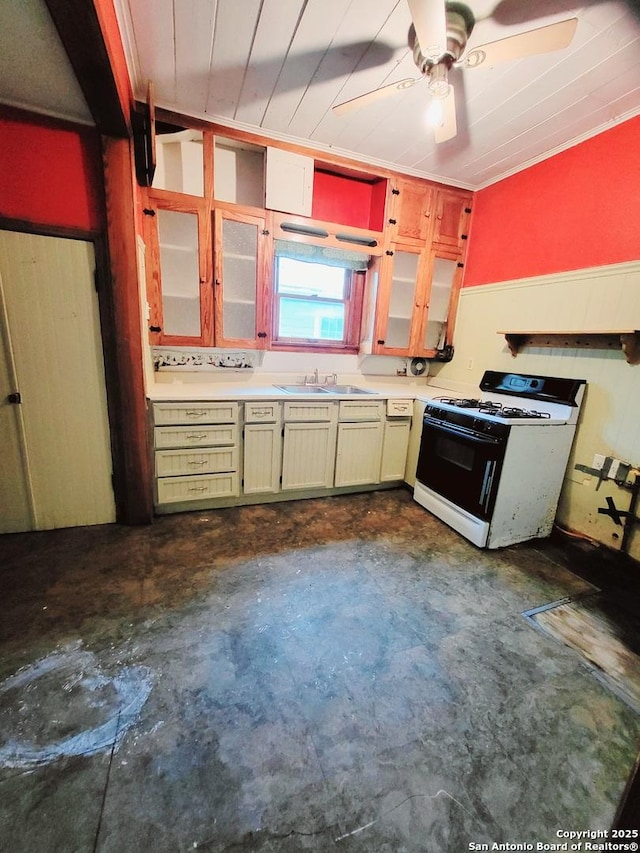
xmin=146 ymin=375 xmax=447 ymax=403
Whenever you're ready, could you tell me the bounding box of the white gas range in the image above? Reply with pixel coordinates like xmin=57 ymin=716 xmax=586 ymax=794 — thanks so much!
xmin=413 ymin=371 xmax=586 ymax=549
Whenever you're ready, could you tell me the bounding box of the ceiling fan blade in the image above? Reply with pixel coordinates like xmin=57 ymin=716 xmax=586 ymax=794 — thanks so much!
xmin=332 ymin=78 xmax=419 ymax=116
xmin=407 ymin=0 xmax=447 ymax=61
xmin=434 ymin=87 xmax=457 ymax=143
xmin=464 ymin=16 xmax=578 ymax=68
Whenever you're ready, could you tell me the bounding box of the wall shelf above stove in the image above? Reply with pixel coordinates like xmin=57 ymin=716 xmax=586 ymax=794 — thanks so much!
xmin=498 ymin=330 xmax=640 ymax=365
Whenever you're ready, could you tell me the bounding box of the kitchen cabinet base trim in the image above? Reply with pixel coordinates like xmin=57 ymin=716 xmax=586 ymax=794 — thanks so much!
xmin=154 ymin=480 xmax=406 ymax=515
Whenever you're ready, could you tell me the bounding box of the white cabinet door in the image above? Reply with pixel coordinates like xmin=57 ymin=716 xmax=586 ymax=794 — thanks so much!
xmin=265 ymin=147 xmax=314 ymax=216
xmin=380 ymin=419 xmax=411 ymax=482
xmin=0 ymin=231 xmax=115 ymax=532
xmin=281 ymin=421 xmax=337 ymax=490
xmin=335 ymin=421 xmax=383 ymax=487
xmin=244 ymin=422 xmax=282 ymax=494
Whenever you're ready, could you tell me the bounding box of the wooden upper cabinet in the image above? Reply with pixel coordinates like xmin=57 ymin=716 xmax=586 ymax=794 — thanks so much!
xmin=391 ymin=178 xmax=472 ymax=253
xmin=365 ymin=242 xmax=464 ymax=358
xmin=213 ymin=208 xmax=272 ymax=349
xmin=144 ymin=191 xmax=213 ymax=348
xmin=392 ymin=179 xmax=434 ymax=243
xmin=141 ymin=121 xmax=473 ymax=356
xmin=432 ymin=188 xmax=472 ymax=252
xmin=370 ymin=243 xmax=429 ymax=356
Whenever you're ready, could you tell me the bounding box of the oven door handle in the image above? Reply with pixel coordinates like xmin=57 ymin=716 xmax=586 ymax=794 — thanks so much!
xmin=423 ymin=419 xmax=503 ymax=446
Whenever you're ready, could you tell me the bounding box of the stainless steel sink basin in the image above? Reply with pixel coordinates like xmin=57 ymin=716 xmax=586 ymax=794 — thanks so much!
xmin=274 ymin=384 xmax=379 ymax=395
xmin=274 ymin=385 xmax=330 ymax=394
xmin=323 ymin=385 xmax=378 ymax=395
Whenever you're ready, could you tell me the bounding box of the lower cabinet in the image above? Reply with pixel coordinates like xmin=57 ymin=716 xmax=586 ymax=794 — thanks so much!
xmin=380 ymin=418 xmax=411 ymax=481
xmin=153 ymin=401 xmax=240 ymax=506
xmin=281 ymin=401 xmax=338 ymax=490
xmin=243 ymin=402 xmax=282 ymax=495
xmin=335 ymin=400 xmax=385 ymax=487
xmin=151 ymin=396 xmax=412 ymax=512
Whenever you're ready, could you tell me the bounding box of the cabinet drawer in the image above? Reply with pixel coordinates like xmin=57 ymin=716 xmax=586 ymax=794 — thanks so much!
xmin=283 ymin=401 xmax=337 ymax=422
xmin=155 ymin=447 xmax=238 ymax=477
xmin=338 ymin=400 xmax=384 ymax=422
xmin=157 ymin=472 xmax=239 ymax=504
xmin=154 ymin=424 xmax=238 ymax=449
xmin=244 ymin=401 xmax=282 ymax=424
xmin=153 ymin=401 xmax=239 ymax=425
xmin=386 ymin=399 xmax=413 ymax=417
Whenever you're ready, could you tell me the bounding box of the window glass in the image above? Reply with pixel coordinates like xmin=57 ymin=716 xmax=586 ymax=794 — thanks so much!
xmin=275 ymin=257 xmax=349 ymax=344
xmin=277 ymin=257 xmax=345 ymax=299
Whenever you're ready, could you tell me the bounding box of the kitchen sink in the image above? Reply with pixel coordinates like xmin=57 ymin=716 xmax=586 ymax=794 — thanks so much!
xmin=274 ymin=385 xmax=330 ymax=393
xmin=322 ymin=385 xmax=379 ymax=395
xmin=274 ymin=384 xmax=379 ymax=395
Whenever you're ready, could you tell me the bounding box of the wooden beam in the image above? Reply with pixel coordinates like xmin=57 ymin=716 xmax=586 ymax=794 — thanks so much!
xmin=44 ymin=0 xmax=129 ymax=137
xmin=102 ymin=135 xmax=154 ymax=523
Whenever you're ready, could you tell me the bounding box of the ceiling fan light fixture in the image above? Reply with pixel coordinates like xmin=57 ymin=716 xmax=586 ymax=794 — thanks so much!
xmin=426 ymin=93 xmax=447 ymax=128
xmin=427 ymin=62 xmax=450 ymax=98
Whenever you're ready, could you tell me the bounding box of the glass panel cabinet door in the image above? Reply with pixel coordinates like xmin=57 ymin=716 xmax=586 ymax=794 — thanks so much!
xmin=384 ymin=249 xmax=420 ymax=350
xmin=157 ymin=209 xmax=201 ymax=338
xmin=221 ymin=217 xmax=258 ymax=341
xmin=423 ymin=255 xmax=457 ymax=350
xmin=214 ymin=210 xmax=269 ymax=348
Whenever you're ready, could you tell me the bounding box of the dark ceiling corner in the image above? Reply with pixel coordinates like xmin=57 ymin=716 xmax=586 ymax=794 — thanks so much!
xmin=43 ymin=0 xmax=129 ymax=137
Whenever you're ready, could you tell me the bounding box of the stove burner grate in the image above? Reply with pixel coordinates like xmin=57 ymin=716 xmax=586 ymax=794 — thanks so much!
xmin=433 ymin=397 xmax=552 ymax=419
xmin=485 ymin=407 xmax=551 ymax=420
xmin=434 ymin=397 xmax=482 ymax=407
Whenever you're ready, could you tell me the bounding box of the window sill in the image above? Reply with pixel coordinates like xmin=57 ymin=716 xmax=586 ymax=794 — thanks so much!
xmin=270 ymin=341 xmax=359 ymax=355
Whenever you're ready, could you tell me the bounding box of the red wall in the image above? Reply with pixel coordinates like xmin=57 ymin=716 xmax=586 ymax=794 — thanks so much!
xmin=0 ymin=108 xmax=105 ymax=233
xmin=312 ymin=171 xmax=386 ymax=231
xmin=464 ymin=116 xmax=640 ymax=286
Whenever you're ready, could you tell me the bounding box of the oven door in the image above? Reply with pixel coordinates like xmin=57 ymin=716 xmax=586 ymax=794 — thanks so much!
xmin=415 ymin=415 xmax=508 ymax=521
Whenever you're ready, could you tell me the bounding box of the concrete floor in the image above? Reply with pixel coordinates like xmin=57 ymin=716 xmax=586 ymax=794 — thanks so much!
xmin=0 ymin=488 xmax=639 ymax=851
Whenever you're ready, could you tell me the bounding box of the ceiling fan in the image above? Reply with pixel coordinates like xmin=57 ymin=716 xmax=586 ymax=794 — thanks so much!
xmin=332 ymin=0 xmax=578 ymax=143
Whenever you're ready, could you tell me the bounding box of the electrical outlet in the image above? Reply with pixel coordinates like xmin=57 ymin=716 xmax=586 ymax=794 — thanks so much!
xmin=592 ymin=453 xmax=606 ymax=470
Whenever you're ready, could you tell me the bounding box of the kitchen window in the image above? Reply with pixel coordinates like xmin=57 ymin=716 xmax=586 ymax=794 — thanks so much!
xmin=272 ymin=241 xmax=368 ymax=351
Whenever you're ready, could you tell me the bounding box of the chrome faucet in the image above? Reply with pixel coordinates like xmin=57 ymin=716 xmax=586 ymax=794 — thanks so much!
xmin=323 ymin=373 xmax=337 ymax=386
xmin=304 ymin=368 xmax=319 ymax=385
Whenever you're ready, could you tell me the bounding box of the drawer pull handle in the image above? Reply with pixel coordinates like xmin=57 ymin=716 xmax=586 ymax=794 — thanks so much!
xmin=188 ymin=460 xmax=207 ymax=465
xmin=186 ymin=434 xmax=208 ymax=440
xmin=185 ymin=410 xmax=208 ymax=418
xmin=187 ymin=486 xmax=207 ymax=492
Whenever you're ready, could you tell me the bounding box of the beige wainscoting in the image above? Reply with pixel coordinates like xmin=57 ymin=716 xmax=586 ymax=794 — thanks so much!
xmin=429 ymin=261 xmax=640 ymax=560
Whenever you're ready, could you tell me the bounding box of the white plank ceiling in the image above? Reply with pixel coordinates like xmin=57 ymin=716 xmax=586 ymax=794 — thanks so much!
xmin=1 ymin=1 xmax=639 ymax=187
xmin=113 ymin=0 xmax=640 ymax=187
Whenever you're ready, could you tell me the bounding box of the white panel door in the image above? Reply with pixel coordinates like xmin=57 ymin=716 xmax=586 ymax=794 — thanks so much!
xmin=335 ymin=421 xmax=383 ymax=487
xmin=281 ymin=421 xmax=337 ymax=490
xmin=243 ymin=422 xmax=282 ymax=495
xmin=0 ymin=231 xmax=116 ymax=532
xmin=380 ymin=419 xmax=411 ymax=482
